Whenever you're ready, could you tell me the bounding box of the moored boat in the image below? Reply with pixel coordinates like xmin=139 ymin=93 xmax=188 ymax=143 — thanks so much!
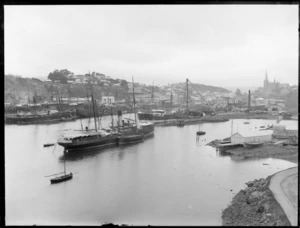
xmin=57 ymin=130 xmax=120 ymax=152
xmin=5 ymin=110 xmax=76 ymax=125
xmin=44 ymin=143 xmax=55 ymax=147
xmin=49 ymin=157 xmax=73 ymax=184
xmin=243 ymin=142 xmax=263 ymax=148
xmin=51 ymin=173 xmax=73 ymax=184
xmin=118 ymin=134 xmax=144 ymax=145
xmin=196 ymin=131 xmax=206 ymax=136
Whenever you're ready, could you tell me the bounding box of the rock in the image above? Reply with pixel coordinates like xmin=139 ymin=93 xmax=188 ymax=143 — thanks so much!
xmin=245 ymin=181 xmax=254 ymax=187
xmin=257 ymin=206 xmax=264 ymax=213
xmin=248 ymin=191 xmax=264 ymax=204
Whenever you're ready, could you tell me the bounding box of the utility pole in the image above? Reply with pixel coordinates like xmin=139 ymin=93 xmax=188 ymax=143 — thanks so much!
xmin=132 ymin=76 xmax=137 ymax=124
xmin=170 ymin=91 xmax=173 ymax=113
xmin=151 ymin=81 xmax=154 ymax=106
xmin=186 ymin=78 xmax=189 ymax=113
xmin=91 ymin=93 xmax=98 ymax=132
xmin=248 ymin=90 xmax=251 ymax=112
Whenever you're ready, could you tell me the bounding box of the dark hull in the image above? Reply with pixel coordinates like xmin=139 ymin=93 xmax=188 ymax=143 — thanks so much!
xmin=51 ymin=173 xmax=73 ymax=184
xmin=138 ymin=113 xmax=180 ymax=121
xmin=44 ymin=143 xmax=55 ymax=147
xmin=58 ymin=135 xmax=119 ymax=152
xmin=138 ymin=124 xmax=154 ymax=135
xmin=118 ymin=134 xmax=144 ymax=145
xmin=196 ymin=131 xmax=206 ymax=136
xmin=5 ymin=112 xmax=76 ymax=125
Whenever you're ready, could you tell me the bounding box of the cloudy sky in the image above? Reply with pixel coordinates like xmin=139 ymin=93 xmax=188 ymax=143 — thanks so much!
xmin=4 ymin=5 xmax=298 ymax=89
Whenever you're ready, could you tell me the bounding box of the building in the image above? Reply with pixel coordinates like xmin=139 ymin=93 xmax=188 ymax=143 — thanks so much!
xmin=273 ymin=124 xmax=298 ymax=139
xmin=268 ymin=104 xmax=285 ymax=114
xmin=231 ymin=130 xmax=273 ymax=144
xmin=263 ymin=70 xmax=289 ymax=94
xmin=102 ymin=96 xmax=115 ymax=105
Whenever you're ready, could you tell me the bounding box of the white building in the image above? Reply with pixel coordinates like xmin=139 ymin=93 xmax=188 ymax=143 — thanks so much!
xmin=273 ymin=124 xmax=298 ymax=139
xmin=102 ymin=96 xmax=115 ymax=105
xmin=231 ymin=130 xmax=273 ymax=144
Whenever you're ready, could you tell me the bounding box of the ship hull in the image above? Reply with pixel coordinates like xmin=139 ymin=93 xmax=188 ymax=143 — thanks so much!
xmin=5 ymin=111 xmax=76 ymax=125
xmin=58 ymin=135 xmax=119 ymax=152
xmin=118 ymin=134 xmax=144 ymax=145
xmin=51 ymin=173 xmax=73 ymax=184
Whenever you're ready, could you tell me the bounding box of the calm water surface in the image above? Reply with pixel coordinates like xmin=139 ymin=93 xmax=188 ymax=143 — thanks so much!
xmin=5 ymin=116 xmax=298 ymax=225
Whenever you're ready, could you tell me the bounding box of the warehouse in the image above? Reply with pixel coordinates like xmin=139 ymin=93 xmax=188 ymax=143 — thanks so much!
xmin=231 ymin=130 xmax=273 ymax=144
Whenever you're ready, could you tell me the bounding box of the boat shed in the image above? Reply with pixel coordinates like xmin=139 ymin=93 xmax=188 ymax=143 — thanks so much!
xmin=231 ymin=130 xmax=273 ymax=144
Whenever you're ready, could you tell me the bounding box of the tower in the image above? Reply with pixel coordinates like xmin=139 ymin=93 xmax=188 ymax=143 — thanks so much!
xmin=264 ymin=69 xmax=269 ymax=90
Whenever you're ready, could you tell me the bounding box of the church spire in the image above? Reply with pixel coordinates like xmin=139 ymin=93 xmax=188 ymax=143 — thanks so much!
xmin=265 ymin=69 xmax=268 ymax=82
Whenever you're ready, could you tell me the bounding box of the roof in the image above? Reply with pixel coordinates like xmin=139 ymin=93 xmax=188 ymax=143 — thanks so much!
xmin=231 ymin=130 xmax=273 ymax=138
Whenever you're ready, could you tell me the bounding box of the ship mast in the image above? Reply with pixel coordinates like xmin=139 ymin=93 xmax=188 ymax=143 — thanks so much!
xmin=170 ymin=90 xmax=173 ymax=113
xmin=63 ymin=158 xmax=66 ymax=175
xmin=132 ymin=76 xmax=137 ymax=124
xmin=186 ymin=78 xmax=189 ymax=113
xmin=187 ymin=79 xmax=216 ymax=115
xmin=89 ymin=72 xmax=98 ymax=132
xmin=151 ymin=81 xmax=154 ymax=106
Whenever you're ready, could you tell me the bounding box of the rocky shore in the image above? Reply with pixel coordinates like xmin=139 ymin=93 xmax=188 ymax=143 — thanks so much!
xmin=222 ymin=176 xmax=292 ymax=226
xmin=220 ymin=144 xmax=298 ymax=226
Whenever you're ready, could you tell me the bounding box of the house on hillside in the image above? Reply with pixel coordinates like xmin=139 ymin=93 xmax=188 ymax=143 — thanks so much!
xmin=102 ymin=96 xmax=115 ymax=105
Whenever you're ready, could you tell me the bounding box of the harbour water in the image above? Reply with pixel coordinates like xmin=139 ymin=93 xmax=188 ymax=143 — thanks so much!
xmin=5 ymin=116 xmax=297 ymax=225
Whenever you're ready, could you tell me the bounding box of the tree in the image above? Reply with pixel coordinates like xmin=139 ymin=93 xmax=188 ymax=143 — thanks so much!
xmin=48 ymin=69 xmax=73 ymax=84
xmin=235 ymin=89 xmax=241 ymax=96
xmin=120 ymin=80 xmax=128 ymax=89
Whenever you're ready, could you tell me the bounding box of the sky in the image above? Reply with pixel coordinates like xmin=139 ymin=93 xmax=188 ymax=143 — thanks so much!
xmin=4 ymin=5 xmax=298 ymax=89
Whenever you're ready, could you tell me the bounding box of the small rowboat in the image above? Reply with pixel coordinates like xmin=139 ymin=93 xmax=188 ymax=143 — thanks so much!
xmin=48 ymin=158 xmax=73 ymax=184
xmin=51 ymin=173 xmax=73 ymax=184
xmin=44 ymin=143 xmax=55 ymax=147
xmin=243 ymin=142 xmax=263 ymax=148
xmin=196 ymin=131 xmax=206 ymax=136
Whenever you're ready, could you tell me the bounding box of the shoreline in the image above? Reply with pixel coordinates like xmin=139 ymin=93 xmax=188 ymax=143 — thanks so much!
xmin=221 ymin=144 xmax=298 ymax=226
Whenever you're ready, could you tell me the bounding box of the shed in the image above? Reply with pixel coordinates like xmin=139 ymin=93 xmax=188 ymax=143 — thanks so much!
xmin=231 ymin=130 xmax=273 ymax=144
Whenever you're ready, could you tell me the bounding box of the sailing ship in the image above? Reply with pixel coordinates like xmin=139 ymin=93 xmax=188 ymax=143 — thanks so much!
xmin=49 ymin=159 xmax=73 ymax=184
xmin=57 ymin=73 xmax=120 ymax=152
xmin=116 ymin=76 xmax=153 ymax=145
xmin=5 ymin=110 xmax=76 ymax=125
xmin=5 ymin=91 xmax=76 ymax=125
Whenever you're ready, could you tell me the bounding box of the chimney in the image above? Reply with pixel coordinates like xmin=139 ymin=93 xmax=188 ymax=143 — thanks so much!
xmin=117 ymin=110 xmax=123 ymax=126
xmin=248 ymin=90 xmax=251 ymax=111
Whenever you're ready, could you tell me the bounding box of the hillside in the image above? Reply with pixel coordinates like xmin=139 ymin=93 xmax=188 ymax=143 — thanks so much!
xmin=5 ymin=74 xmax=232 ymax=105
xmin=171 ymin=82 xmax=231 ymax=94
xmin=4 ymin=74 xmax=130 ymax=104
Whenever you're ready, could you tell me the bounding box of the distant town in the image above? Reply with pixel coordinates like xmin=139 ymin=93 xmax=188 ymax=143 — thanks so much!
xmin=5 ymin=69 xmax=298 ymax=118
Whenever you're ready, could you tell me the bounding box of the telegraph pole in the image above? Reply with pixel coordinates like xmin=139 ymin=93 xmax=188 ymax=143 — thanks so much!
xmin=186 ymin=78 xmax=189 ymax=113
